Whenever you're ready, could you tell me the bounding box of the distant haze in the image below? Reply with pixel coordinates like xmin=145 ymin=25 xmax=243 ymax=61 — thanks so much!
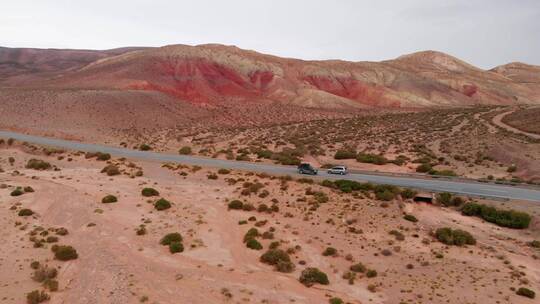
xmin=1 ymin=0 xmax=539 ymax=69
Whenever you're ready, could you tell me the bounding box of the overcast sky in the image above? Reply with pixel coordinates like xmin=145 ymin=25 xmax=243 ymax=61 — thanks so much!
xmin=1 ymin=0 xmax=539 ymax=68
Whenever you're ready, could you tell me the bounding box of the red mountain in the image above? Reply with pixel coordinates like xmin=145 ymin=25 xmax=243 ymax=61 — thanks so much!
xmin=1 ymin=44 xmax=539 ymax=108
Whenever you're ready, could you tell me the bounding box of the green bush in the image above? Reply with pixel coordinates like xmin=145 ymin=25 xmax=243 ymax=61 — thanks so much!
xmin=366 ymin=269 xmax=377 ymax=278
xmin=401 ymin=188 xmax=417 ymax=199
xmin=101 ymin=195 xmax=117 ymax=204
xmin=243 ymin=228 xmax=260 ymax=243
xmin=356 ymin=153 xmax=387 ymax=165
xmin=141 ymin=188 xmax=159 ymax=197
xmin=178 ymin=146 xmax=192 ymax=155
xmin=27 ymin=290 xmax=50 ymax=304
xmin=416 ymin=163 xmax=432 ymax=173
xmin=160 ymin=233 xmax=183 ymax=245
xmin=24 ymin=186 xmax=35 ymax=193
xmin=435 ymin=227 xmax=476 ymax=246
xmin=11 ymin=188 xmax=24 ymax=196
xmin=329 ymin=298 xmax=344 ymax=304
xmin=26 ymin=159 xmax=52 ymax=170
xmin=403 ymin=214 xmax=418 ymax=223
xmin=139 ymin=144 xmax=152 ymax=151
xmin=96 ymin=152 xmax=111 ymax=161
xmin=260 ymin=249 xmax=291 ymax=265
xmin=101 ymin=165 xmax=120 ymax=176
xmin=436 ymin=192 xmax=453 ymax=206
xmin=529 ymin=240 xmax=540 ymax=248
xmin=350 ymin=262 xmax=366 ymax=273
xmin=299 ymin=267 xmax=330 ymax=287
xmin=154 ymin=198 xmax=172 ymax=211
xmin=169 ymin=241 xmax=184 ymax=253
xmin=246 ymin=239 xmax=263 ymax=250
xmin=461 ymin=202 xmax=531 ymax=229
xmin=53 ymin=245 xmax=78 ymax=261
xmin=275 ymin=260 xmax=296 ymax=273
xmin=516 ymin=287 xmax=536 ymax=299
xmin=322 ymin=247 xmax=337 ymax=256
xmin=228 ymin=200 xmax=244 ymax=210
xmin=218 ymin=168 xmax=231 ymax=174
xmin=334 ymin=149 xmax=357 ymax=160
xmin=18 ymin=209 xmax=34 ymax=216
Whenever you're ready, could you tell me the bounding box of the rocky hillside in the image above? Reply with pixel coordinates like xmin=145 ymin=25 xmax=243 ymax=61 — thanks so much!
xmin=1 ymin=44 xmax=539 ymax=108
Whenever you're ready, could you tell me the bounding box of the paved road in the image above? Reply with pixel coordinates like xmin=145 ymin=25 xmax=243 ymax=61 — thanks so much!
xmin=1 ymin=130 xmax=539 ymax=202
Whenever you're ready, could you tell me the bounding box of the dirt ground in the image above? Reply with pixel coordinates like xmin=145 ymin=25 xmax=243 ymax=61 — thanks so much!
xmin=0 ymin=144 xmax=539 ymax=304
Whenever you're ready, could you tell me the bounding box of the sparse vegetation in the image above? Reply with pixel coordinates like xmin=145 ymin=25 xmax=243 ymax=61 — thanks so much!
xmin=26 ymin=159 xmax=52 ymax=170
xmin=461 ymin=202 xmax=532 ymax=229
xmin=178 ymin=146 xmax=192 ymax=155
xmin=101 ymin=195 xmax=118 ymax=204
xmin=154 ymin=198 xmax=172 ymax=211
xmin=516 ymin=287 xmax=536 ymax=299
xmin=435 ymin=227 xmax=476 ymax=246
xmin=141 ymin=187 xmax=159 ymax=197
xmin=299 ymin=267 xmax=329 ymax=287
xmin=53 ymin=245 xmax=78 ymax=261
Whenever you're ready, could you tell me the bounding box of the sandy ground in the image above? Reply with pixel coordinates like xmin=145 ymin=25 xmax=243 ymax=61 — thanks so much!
xmin=0 ymin=145 xmax=539 ymax=304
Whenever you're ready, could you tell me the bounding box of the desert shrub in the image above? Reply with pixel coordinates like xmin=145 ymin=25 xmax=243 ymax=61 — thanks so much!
xmin=435 ymin=227 xmax=476 ymax=246
xmin=507 ymin=165 xmax=517 ymax=173
xmin=350 ymin=262 xmax=366 ymax=273
xmin=55 ymin=227 xmax=68 ymax=236
xmin=11 ymin=188 xmax=24 ymax=196
xmin=96 ymin=152 xmax=111 ymax=161
xmin=43 ymin=279 xmax=58 ymax=292
xmin=26 ymin=159 xmax=52 ymax=170
xmin=321 ymin=180 xmax=336 ymax=188
xmin=101 ymin=195 xmax=117 ymax=204
xmin=24 ymin=186 xmax=35 ymax=193
xmin=461 ymin=202 xmax=531 ymax=229
xmin=403 ymin=214 xmax=418 ymax=223
xmin=141 ymin=188 xmax=159 ymax=197
xmin=322 ymin=247 xmax=337 ymax=256
xmin=246 ymin=239 xmax=263 ymax=250
xmin=32 ymin=265 xmax=57 ymax=283
xmin=154 ymin=198 xmax=172 ymax=211
xmin=257 ymin=204 xmax=269 ymax=213
xmin=178 ymin=146 xmax=192 ymax=155
xmin=356 ymin=153 xmax=387 ymax=165
xmin=160 ymin=233 xmax=183 ymax=245
xmin=207 ymin=173 xmax=218 ymax=180
xmin=329 ymin=298 xmax=344 ymax=304
xmin=169 ymin=241 xmax=184 ymax=254
xmin=243 ymin=228 xmax=260 ymax=243
xmin=529 ymin=240 xmax=540 ymax=248
xmin=516 ymin=287 xmax=536 ymax=299
xmin=416 ymin=163 xmax=432 ymax=173
xmin=275 ymin=260 xmax=295 ymax=273
xmin=366 ymin=269 xmax=377 ymax=278
xmin=400 ymin=188 xmax=417 ymax=199
xmin=53 ymin=245 xmax=78 ymax=261
xmin=228 ymin=200 xmax=244 ymax=210
xmin=374 ymin=184 xmax=400 ymax=201
xmin=46 ymin=236 xmax=59 ymax=243
xmin=389 ymin=230 xmax=405 ymax=241
xmin=436 ymin=192 xmax=453 ymax=206
xmin=217 ymin=168 xmax=230 ymax=174
xmin=101 ymin=165 xmax=120 ymax=176
xmin=299 ymin=267 xmax=330 ymax=287
xmin=332 ymin=180 xmax=373 ymax=193
xmin=312 ymin=192 xmax=329 ymax=204
xmin=136 ymin=225 xmax=147 ymax=235
xmin=139 ymin=144 xmax=152 ymax=151
xmin=242 ymin=203 xmax=255 ymax=211
xmin=18 ymin=209 xmax=34 ymax=216
xmin=255 ymin=149 xmax=273 ymax=159
xmin=27 ymin=290 xmax=50 ymax=304
xmin=430 ymin=169 xmax=457 ymax=177
xmin=260 ymin=249 xmax=291 ymax=265
xmin=334 ymin=149 xmax=357 ymax=160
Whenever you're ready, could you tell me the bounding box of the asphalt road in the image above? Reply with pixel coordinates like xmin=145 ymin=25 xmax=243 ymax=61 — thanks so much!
xmin=1 ymin=130 xmax=539 ymax=202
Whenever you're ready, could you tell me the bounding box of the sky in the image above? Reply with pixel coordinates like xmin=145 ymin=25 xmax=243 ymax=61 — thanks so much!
xmin=1 ymin=0 xmax=539 ymax=69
